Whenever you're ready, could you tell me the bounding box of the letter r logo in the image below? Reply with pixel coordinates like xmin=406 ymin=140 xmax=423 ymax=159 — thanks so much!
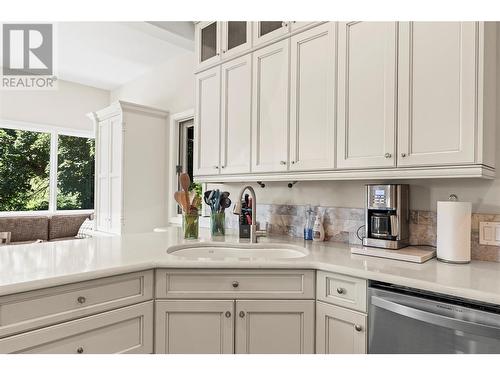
xmin=3 ymin=24 xmax=53 ymax=76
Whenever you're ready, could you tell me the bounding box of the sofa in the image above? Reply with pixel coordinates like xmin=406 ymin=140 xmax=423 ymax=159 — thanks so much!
xmin=0 ymin=214 xmax=92 ymax=245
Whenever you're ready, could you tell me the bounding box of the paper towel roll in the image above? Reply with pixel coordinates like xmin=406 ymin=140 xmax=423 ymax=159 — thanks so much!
xmin=437 ymin=200 xmax=472 ymax=263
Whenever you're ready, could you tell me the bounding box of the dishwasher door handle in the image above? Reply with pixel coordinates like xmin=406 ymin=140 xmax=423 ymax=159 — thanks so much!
xmin=371 ymin=295 xmax=500 ymax=339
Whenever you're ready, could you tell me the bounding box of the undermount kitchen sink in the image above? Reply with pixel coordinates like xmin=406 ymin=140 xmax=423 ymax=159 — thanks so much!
xmin=166 ymin=243 xmax=309 ymax=260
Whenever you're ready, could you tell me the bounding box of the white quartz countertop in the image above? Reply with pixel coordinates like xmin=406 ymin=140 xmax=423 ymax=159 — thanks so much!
xmin=1 ymin=227 xmax=500 ymax=305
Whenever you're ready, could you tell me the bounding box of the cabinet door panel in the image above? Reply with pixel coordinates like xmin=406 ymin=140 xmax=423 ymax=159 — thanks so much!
xmin=253 ymin=22 xmax=289 ymax=46
xmin=222 ymin=21 xmax=252 ymax=58
xmin=290 ymin=22 xmax=335 ymax=171
xmin=337 ymin=22 xmax=397 ymax=169
xmin=109 ymin=116 xmax=123 ymax=234
xmin=235 ymin=300 xmax=314 ymax=354
xmin=0 ymin=302 xmax=153 ymax=354
xmin=398 ymin=22 xmax=477 ymax=166
xmin=252 ymin=40 xmax=289 ymax=172
xmin=96 ymin=119 xmax=110 ymax=231
xmin=195 ymin=21 xmax=221 ymax=69
xmin=194 ymin=66 xmax=221 ymax=176
xmin=221 ymin=55 xmax=252 ymax=174
xmin=316 ymin=302 xmax=367 ymax=354
xmin=155 ymin=300 xmax=234 ymax=354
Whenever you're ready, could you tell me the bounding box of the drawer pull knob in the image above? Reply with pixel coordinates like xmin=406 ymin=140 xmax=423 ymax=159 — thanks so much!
xmin=225 ymin=311 xmax=231 ymax=318
xmin=336 ymin=287 xmax=345 ymax=295
xmin=232 ymin=281 xmax=239 ymax=288
xmin=77 ymin=347 xmax=84 ymax=354
xmin=77 ymin=296 xmax=86 ymax=304
xmin=355 ymin=325 xmax=363 ymax=332
xmin=239 ymin=311 xmax=245 ymax=318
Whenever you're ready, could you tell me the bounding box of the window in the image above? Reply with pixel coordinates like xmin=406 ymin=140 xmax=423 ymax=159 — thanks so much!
xmin=0 ymin=128 xmax=51 ymax=211
xmin=177 ymin=118 xmax=195 ymax=214
xmin=0 ymin=121 xmax=94 ymax=213
xmin=57 ymin=134 xmax=95 ymax=210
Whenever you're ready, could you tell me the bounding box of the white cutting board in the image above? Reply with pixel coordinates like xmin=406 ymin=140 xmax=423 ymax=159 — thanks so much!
xmin=350 ymin=245 xmax=436 ymax=263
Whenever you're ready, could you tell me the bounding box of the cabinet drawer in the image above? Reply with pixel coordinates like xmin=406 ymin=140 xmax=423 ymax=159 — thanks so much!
xmin=0 ymin=301 xmax=153 ymax=354
xmin=0 ymin=270 xmax=153 ymax=338
xmin=156 ymin=269 xmax=315 ymax=299
xmin=317 ymin=271 xmax=367 ymax=312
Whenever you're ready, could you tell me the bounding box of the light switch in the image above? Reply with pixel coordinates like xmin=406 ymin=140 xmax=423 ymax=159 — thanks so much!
xmin=479 ymin=222 xmax=500 ymax=246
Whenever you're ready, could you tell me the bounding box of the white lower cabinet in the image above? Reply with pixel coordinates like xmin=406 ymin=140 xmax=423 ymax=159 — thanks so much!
xmin=0 ymin=302 xmax=154 ymax=354
xmin=316 ymin=301 xmax=367 ymax=354
xmin=235 ymin=299 xmax=315 ymax=354
xmin=155 ymin=300 xmax=234 ymax=354
xmin=155 ymin=299 xmax=315 ymax=354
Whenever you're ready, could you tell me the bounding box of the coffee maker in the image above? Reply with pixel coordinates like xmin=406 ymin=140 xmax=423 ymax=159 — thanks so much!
xmin=363 ymin=184 xmax=409 ymax=250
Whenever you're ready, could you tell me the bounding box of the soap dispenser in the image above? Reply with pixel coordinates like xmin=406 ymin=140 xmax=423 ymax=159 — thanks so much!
xmin=304 ymin=205 xmax=314 ymax=240
xmin=312 ymin=209 xmax=325 ymax=242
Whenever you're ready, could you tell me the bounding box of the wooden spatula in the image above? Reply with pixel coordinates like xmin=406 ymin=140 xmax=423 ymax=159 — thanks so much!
xmin=174 ymin=191 xmax=189 ymax=213
xmin=179 ymin=173 xmax=191 ymax=211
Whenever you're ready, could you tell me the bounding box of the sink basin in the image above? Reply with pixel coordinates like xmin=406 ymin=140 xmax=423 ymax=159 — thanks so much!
xmin=167 ymin=243 xmax=308 ymax=260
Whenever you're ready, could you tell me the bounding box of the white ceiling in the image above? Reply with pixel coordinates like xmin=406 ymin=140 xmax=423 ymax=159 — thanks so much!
xmin=55 ymin=22 xmax=194 ymax=91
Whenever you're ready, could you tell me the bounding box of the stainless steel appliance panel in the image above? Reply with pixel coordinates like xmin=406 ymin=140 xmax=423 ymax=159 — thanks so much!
xmin=368 ymin=283 xmax=500 ymax=354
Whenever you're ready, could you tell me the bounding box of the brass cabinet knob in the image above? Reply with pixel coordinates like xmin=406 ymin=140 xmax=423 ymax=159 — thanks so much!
xmin=355 ymin=325 xmax=363 ymax=332
xmin=77 ymin=296 xmax=86 ymax=304
xmin=239 ymin=311 xmax=245 ymax=318
xmin=77 ymin=347 xmax=84 ymax=354
xmin=232 ymin=281 xmax=239 ymax=288
xmin=225 ymin=311 xmax=231 ymax=318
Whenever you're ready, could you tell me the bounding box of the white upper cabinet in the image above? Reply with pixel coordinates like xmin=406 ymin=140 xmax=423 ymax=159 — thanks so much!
xmin=252 ymin=39 xmax=290 ymax=173
xmin=337 ymin=22 xmax=398 ymax=169
xmin=253 ymin=21 xmax=290 ymax=46
xmin=290 ymin=22 xmax=335 ymax=171
xmin=194 ymin=66 xmax=221 ymax=175
xmin=397 ymin=22 xmax=477 ymax=167
xmin=220 ymin=54 xmax=252 ymax=174
xmin=221 ymin=21 xmax=252 ymax=58
xmin=195 ymin=22 xmax=221 ymax=69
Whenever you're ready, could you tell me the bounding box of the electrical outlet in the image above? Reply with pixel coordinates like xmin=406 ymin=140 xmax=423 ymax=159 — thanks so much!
xmin=479 ymin=222 xmax=500 ymax=246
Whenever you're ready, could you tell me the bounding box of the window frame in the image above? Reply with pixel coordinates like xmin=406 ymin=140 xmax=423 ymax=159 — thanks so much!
xmin=0 ymin=119 xmax=95 ymax=216
xmin=168 ymin=110 xmax=210 ymax=227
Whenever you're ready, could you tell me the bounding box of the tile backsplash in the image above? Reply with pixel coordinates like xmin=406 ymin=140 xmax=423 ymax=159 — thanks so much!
xmin=225 ymin=204 xmax=500 ymax=262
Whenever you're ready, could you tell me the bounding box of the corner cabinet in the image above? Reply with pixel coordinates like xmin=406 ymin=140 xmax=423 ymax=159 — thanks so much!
xmin=193 ymin=22 xmax=497 ymax=182
xmin=89 ymin=101 xmax=169 ymax=234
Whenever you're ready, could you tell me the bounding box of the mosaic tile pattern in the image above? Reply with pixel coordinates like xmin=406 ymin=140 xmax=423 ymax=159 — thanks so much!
xmin=224 ymin=204 xmax=500 ymax=262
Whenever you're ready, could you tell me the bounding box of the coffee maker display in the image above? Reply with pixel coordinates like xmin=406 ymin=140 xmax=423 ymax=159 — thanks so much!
xmin=363 ymin=184 xmax=409 ymax=250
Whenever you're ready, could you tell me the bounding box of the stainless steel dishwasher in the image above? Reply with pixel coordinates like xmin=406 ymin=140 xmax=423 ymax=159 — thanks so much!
xmin=368 ymin=281 xmax=500 ymax=353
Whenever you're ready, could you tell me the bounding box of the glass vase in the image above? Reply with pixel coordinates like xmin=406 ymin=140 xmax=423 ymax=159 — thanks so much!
xmin=210 ymin=212 xmax=225 ymax=238
xmin=182 ymin=212 xmax=199 ymax=240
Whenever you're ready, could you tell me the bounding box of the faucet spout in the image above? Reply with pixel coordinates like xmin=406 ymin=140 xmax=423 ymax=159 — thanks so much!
xmin=233 ymin=185 xmax=265 ymax=243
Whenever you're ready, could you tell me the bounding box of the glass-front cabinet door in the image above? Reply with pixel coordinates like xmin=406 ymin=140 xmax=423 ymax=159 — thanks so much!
xmin=253 ymin=21 xmax=290 ymax=46
xmin=196 ymin=21 xmax=221 ymax=69
xmin=221 ymin=21 xmax=252 ymax=58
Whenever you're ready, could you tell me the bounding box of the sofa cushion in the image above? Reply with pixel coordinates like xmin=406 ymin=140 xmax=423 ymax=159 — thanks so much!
xmin=0 ymin=216 xmax=49 ymax=242
xmin=49 ymin=214 xmax=90 ymax=241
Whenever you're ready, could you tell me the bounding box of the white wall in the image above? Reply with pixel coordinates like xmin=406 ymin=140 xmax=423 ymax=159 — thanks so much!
xmin=0 ymin=80 xmax=109 ymax=131
xmin=110 ymin=51 xmax=194 ymax=115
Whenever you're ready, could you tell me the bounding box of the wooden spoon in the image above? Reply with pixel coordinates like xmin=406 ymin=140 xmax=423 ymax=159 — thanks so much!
xmin=174 ymin=191 xmax=189 ymax=213
xmin=179 ymin=173 xmax=191 ymax=211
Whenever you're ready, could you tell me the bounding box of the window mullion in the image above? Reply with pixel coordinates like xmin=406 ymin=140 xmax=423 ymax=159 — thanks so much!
xmin=48 ymin=131 xmax=58 ymax=212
